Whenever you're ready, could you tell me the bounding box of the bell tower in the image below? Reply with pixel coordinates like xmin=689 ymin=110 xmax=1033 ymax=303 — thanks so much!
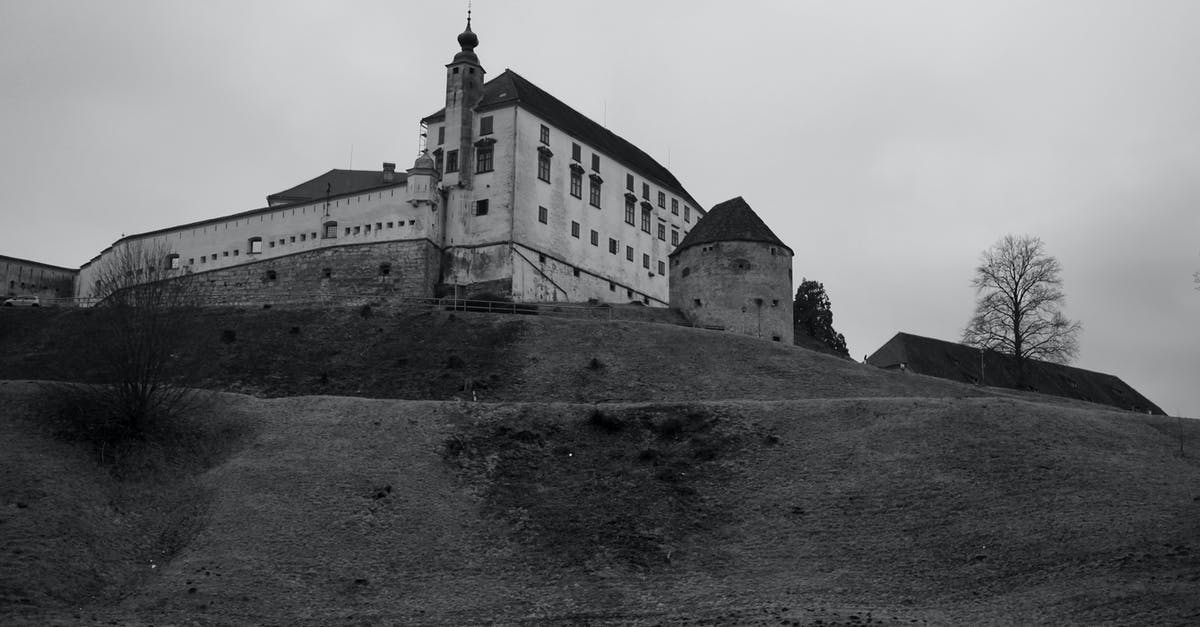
xmin=443 ymin=12 xmax=485 ymax=190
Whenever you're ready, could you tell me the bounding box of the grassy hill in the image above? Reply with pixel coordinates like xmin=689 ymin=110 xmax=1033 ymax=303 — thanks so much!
xmin=1 ymin=307 xmax=1198 ymax=625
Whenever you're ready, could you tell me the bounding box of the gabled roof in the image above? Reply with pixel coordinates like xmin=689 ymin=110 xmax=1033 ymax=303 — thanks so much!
xmin=866 ymin=332 xmax=1165 ymax=415
xmin=422 ymin=69 xmax=701 ymax=210
xmin=671 ymin=196 xmax=792 ymax=256
xmin=267 ymin=169 xmax=406 ymax=204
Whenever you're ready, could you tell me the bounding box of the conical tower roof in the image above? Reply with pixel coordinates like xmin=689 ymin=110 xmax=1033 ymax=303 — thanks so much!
xmin=671 ymin=196 xmax=792 ymax=256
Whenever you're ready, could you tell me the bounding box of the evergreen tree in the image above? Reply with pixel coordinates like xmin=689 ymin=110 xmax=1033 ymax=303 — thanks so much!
xmin=793 ymin=278 xmax=849 ymax=356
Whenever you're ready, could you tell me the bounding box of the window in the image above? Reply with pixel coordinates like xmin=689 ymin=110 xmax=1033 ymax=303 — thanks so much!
xmin=642 ymin=182 xmax=650 ymax=200
xmin=249 ymin=237 xmax=263 ymax=254
xmin=658 ymin=191 xmax=666 ymax=208
xmin=657 ymin=224 xmax=666 ymax=241
xmin=571 ymin=142 xmax=581 ymax=161
xmin=379 ymin=263 xmax=391 ymax=276
xmin=476 ymin=144 xmax=493 ymax=173
xmin=539 ymin=124 xmax=550 ymax=144
xmin=200 ymin=256 xmax=206 ymax=263
xmin=353 ymin=226 xmax=360 ymax=235
xmin=671 ymin=198 xmax=679 ymax=215
xmin=265 ymin=270 xmax=277 ymax=281
xmin=570 ymin=171 xmax=582 ymax=198
xmin=362 ymin=225 xmax=369 ymax=233
xmin=188 ymin=258 xmax=194 ymax=265
xmin=609 ymin=282 xmax=616 ymax=292
xmin=626 ymin=173 xmax=634 ymax=191
xmin=233 ymin=249 xmax=239 ymax=256
xmin=475 ymin=199 xmax=489 ymax=216
xmin=480 ymin=116 xmax=493 ymax=136
xmin=671 ymin=230 xmax=679 ymax=246
xmin=684 ymin=206 xmax=691 ymax=222
xmin=301 ymin=233 xmax=307 ymax=241
xmin=386 ymin=222 xmax=393 ymax=229
xmin=626 ymin=246 xmax=634 ymax=261
xmin=658 ymin=260 xmax=665 ymax=275
xmin=446 ymin=149 xmax=459 ymax=173
xmin=573 ymin=268 xmax=581 ymax=277
xmin=609 ymin=238 xmax=618 ymax=254
xmin=166 ymin=254 xmax=180 ymax=269
xmin=291 ymin=236 xmax=297 ymax=243
xmin=589 ymin=177 xmax=601 ymax=208
xmin=571 ymin=221 xmax=580 ymax=238
xmin=537 ymin=152 xmax=551 ymax=182
xmin=591 ymin=154 xmax=600 ymax=171
xmin=433 ymin=148 xmax=444 ymax=174
xmin=223 ymin=251 xmax=229 ymax=256
xmin=437 ymin=126 xmax=445 ymax=145
xmin=643 ymin=253 xmax=650 ymax=269
xmin=323 ymin=221 xmax=337 ymax=238
xmin=375 ymin=223 xmax=381 ymax=231
xmin=538 ymin=206 xmax=548 ymax=224
xmin=641 ymin=208 xmax=651 ymax=233
xmin=322 ymin=267 xmax=332 ymax=279
xmin=682 ymin=267 xmax=691 ymax=277
xmin=625 ymin=198 xmax=636 ymax=225
xmin=590 ymin=230 xmax=599 ymax=246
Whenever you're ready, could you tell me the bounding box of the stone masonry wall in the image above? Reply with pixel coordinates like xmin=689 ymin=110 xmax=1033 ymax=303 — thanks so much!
xmin=188 ymin=239 xmax=441 ymax=307
xmin=670 ymin=241 xmax=794 ymax=344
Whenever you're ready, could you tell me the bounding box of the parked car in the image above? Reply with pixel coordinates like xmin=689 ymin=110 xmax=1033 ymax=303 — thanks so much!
xmin=2 ymin=295 xmax=40 ymax=307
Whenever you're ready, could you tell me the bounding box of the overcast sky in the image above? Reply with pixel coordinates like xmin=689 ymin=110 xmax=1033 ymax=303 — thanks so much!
xmin=2 ymin=0 xmax=1197 ymax=417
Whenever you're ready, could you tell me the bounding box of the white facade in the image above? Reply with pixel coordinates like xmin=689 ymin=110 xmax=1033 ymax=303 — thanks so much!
xmin=77 ymin=21 xmax=703 ymax=306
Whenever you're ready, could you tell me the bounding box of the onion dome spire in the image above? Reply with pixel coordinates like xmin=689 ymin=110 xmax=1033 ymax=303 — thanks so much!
xmin=457 ymin=6 xmax=478 ymax=52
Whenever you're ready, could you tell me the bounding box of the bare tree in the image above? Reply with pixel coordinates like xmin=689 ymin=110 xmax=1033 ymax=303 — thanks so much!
xmin=963 ymin=235 xmax=1082 ymax=377
xmin=74 ymin=240 xmax=209 ymax=439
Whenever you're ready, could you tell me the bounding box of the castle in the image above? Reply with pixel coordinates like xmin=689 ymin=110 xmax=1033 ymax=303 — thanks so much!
xmin=45 ymin=20 xmax=795 ymax=342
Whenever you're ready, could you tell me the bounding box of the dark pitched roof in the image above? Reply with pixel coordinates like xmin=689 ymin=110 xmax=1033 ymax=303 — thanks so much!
xmin=866 ymin=332 xmax=1165 ymax=415
xmin=266 ymin=169 xmax=406 ymax=204
xmin=671 ymin=196 xmax=792 ymax=256
xmin=422 ymin=69 xmax=701 ymax=210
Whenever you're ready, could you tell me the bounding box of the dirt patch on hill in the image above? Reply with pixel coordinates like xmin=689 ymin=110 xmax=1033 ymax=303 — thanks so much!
xmin=443 ymin=404 xmax=756 ymax=572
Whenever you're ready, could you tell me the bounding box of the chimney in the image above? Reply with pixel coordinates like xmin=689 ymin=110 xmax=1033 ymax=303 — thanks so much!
xmin=382 ymin=162 xmax=396 ymax=183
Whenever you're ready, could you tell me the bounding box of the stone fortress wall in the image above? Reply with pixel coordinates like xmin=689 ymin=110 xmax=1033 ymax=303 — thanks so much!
xmin=1 ymin=255 xmax=77 ymax=302
xmin=671 ymin=240 xmax=794 ymax=343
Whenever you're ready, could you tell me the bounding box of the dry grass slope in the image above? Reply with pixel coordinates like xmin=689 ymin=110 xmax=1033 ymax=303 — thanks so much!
xmin=1 ymin=307 xmax=1197 ymax=624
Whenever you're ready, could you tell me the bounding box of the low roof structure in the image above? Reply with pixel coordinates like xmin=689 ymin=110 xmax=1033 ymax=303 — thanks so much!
xmin=867 ymin=332 xmax=1164 ymax=415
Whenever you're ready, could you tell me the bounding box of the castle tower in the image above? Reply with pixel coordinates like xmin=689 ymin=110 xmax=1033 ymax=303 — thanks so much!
xmin=441 ymin=15 xmax=485 ymax=190
xmin=669 ymin=197 xmax=795 ymax=343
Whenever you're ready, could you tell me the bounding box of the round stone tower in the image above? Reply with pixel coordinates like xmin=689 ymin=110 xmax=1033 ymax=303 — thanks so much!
xmin=669 ymin=196 xmax=794 ymax=343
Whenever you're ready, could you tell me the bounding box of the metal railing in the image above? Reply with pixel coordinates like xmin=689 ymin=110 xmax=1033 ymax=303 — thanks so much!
xmin=10 ymin=291 xmax=713 ymax=328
